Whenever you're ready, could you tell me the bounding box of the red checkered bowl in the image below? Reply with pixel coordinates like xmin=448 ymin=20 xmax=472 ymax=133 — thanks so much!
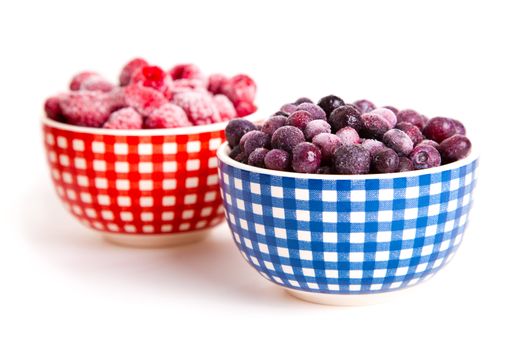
xmin=42 ymin=112 xmax=264 ymax=247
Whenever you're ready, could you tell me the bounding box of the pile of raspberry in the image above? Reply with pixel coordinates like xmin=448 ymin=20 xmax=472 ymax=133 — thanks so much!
xmin=225 ymin=96 xmax=471 ymax=174
xmin=44 ymin=58 xmax=257 ymax=129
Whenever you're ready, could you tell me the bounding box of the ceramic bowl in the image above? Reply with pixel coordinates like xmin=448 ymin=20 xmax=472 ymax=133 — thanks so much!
xmin=42 ymin=112 xmax=263 ymax=247
xmin=217 ymin=143 xmax=478 ymax=305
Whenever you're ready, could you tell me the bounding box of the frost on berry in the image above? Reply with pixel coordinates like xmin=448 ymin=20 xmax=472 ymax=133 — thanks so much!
xmin=144 ymin=103 xmax=192 ymax=129
xmin=213 ymin=94 xmax=237 ymax=122
xmin=124 ymin=84 xmax=168 ymax=117
xmin=103 ymin=107 xmax=143 ymax=129
xmin=59 ymin=91 xmax=111 ymax=127
xmin=172 ymin=91 xmax=219 ymax=125
xmin=119 ymin=58 xmax=148 ymax=86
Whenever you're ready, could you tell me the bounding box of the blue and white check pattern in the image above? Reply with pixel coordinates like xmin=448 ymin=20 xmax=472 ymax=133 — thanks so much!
xmin=218 ymin=158 xmax=478 ymax=294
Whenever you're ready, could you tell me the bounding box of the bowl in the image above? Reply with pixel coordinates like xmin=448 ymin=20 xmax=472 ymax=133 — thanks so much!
xmin=42 ymin=112 xmax=264 ymax=248
xmin=217 ymin=143 xmax=478 ymax=305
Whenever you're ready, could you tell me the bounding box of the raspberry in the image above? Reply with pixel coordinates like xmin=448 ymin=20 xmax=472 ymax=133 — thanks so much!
xmin=69 ymin=72 xmax=99 ymax=91
xmin=103 ymin=107 xmax=143 ymax=129
xmin=59 ymin=91 xmax=111 ymax=127
xmin=104 ymin=87 xmax=128 ymax=112
xmin=170 ymin=79 xmax=207 ymax=98
xmin=222 ymin=74 xmax=256 ymax=105
xmin=213 ymin=94 xmax=237 ymax=122
xmin=169 ymin=64 xmax=205 ymax=81
xmin=44 ymin=95 xmax=65 ymax=121
xmin=124 ymin=84 xmax=168 ymax=117
xmin=119 ymin=58 xmax=148 ymax=86
xmin=235 ymin=100 xmax=257 ymax=117
xmin=207 ymin=74 xmax=228 ymax=94
xmin=144 ymin=103 xmax=192 ymax=129
xmin=79 ymin=75 xmax=115 ymax=92
xmin=172 ymin=91 xmax=219 ymax=125
xmin=131 ymin=65 xmax=173 ymax=99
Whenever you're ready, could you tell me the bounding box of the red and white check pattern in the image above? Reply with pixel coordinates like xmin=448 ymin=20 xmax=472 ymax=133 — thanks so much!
xmin=43 ymin=124 xmax=226 ymax=235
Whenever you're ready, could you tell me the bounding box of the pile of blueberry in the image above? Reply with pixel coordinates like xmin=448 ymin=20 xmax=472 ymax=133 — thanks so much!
xmin=225 ymin=96 xmax=471 ymax=174
xmin=44 ymin=58 xmax=256 ymax=129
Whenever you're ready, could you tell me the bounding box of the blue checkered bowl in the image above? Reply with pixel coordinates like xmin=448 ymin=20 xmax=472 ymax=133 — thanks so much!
xmin=217 ymin=143 xmax=478 ymax=305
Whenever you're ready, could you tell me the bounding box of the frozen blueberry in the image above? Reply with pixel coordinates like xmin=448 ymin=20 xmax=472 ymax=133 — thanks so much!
xmin=317 ymin=95 xmax=345 ymax=117
xmin=240 ymin=130 xmax=270 ymax=155
xmin=312 ymin=133 xmax=343 ymax=163
xmin=265 ymin=149 xmax=291 ymax=171
xmin=417 ymin=139 xmax=440 ymax=150
xmin=361 ymin=139 xmax=386 ymax=157
xmin=423 ymin=117 xmax=456 ymax=143
xmin=409 ymin=145 xmax=442 ymax=169
xmin=334 ymin=145 xmax=371 ymax=175
xmin=396 ymin=122 xmax=424 ymax=145
xmin=229 ymin=145 xmax=242 ymax=160
xmin=398 ymin=157 xmax=415 ymax=172
xmin=281 ymin=103 xmax=298 ymax=115
xmin=295 ymin=97 xmax=313 ymax=104
xmin=452 ymin=118 xmax=466 ymax=135
xmin=235 ymin=152 xmax=249 ymax=163
xmin=296 ymin=102 xmax=326 ymax=120
xmin=292 ymin=142 xmax=322 ymax=173
xmin=371 ymin=107 xmax=397 ymax=128
xmin=316 ymin=166 xmax=333 ymax=174
xmin=271 ymin=126 xmax=306 ymax=152
xmin=372 ymin=148 xmax=400 ymax=173
xmin=382 ymin=105 xmax=399 ymax=115
xmin=273 ymin=111 xmax=289 ymax=117
xmin=248 ymin=148 xmax=269 ymax=168
xmin=439 ymin=135 xmax=472 ymax=163
xmin=361 ymin=113 xmax=391 ymax=139
xmin=396 ymin=109 xmax=427 ymax=130
xmin=382 ymin=129 xmax=414 ymax=156
xmin=225 ymin=119 xmax=257 ymax=147
xmin=336 ymin=127 xmax=360 ymax=145
xmin=328 ymin=104 xmax=362 ymax=132
xmin=286 ymin=110 xmax=314 ymax=130
xmin=305 ymin=119 xmax=331 ymax=140
xmin=353 ymin=99 xmax=376 ymax=114
xmin=262 ymin=115 xmax=288 ymax=136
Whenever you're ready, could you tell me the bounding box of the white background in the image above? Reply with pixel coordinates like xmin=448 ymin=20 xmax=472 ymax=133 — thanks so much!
xmin=1 ymin=1 xmax=520 ymax=349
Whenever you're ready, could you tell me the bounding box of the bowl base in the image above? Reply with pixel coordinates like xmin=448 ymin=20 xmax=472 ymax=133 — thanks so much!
xmin=284 ymin=287 xmax=408 ymax=306
xmin=102 ymin=229 xmax=210 ymax=248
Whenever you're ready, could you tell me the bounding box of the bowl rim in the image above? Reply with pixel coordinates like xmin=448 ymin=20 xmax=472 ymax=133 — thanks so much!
xmin=217 ymin=141 xmax=479 ymax=180
xmin=41 ymin=110 xmax=266 ymax=136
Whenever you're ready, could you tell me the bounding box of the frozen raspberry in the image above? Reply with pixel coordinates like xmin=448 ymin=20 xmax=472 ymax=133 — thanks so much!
xmin=305 ymin=119 xmax=331 ymax=140
xmin=372 ymin=148 xmax=400 ymax=173
xmin=119 ymin=58 xmax=148 ymax=86
xmin=286 ymin=110 xmax=314 ymax=131
xmin=361 ymin=139 xmax=386 ymax=157
xmin=312 ymin=133 xmax=342 ymax=163
xmin=382 ymin=129 xmax=414 ymax=156
xmin=264 ymin=149 xmax=291 ymax=171
xmin=280 ymin=103 xmax=298 ymax=115
xmin=423 ymin=117 xmax=456 ymax=143
xmin=170 ymin=79 xmax=207 ymax=97
xmin=328 ymin=104 xmax=362 ymax=132
xmin=396 ymin=122 xmax=424 ymax=145
xmin=261 ymin=115 xmax=287 ymax=136
xmin=295 ymin=97 xmax=313 ymax=104
xmin=59 ymin=91 xmax=111 ymax=127
xmin=144 ymin=103 xmax=192 ymax=129
xmin=417 ymin=139 xmax=440 ymax=150
xmin=104 ymin=87 xmax=128 ymax=112
xmin=292 ymin=142 xmax=322 ymax=173
xmin=371 ymin=107 xmax=397 ymax=128
xmin=296 ymin=102 xmax=326 ymax=120
xmin=353 ymin=99 xmax=376 ymax=114
xmin=334 ymin=144 xmax=371 ymax=175
xmin=131 ymin=65 xmax=173 ymax=99
xmin=207 ymin=74 xmax=228 ymax=95
xmin=169 ymin=64 xmax=205 ymax=81
xmin=399 ymin=156 xmax=415 ymax=172
xmin=222 ymin=74 xmax=256 ymax=105
xmin=225 ymin=119 xmax=257 ymax=147
xmin=396 ymin=109 xmax=426 ymax=130
xmin=103 ymin=107 xmax=143 ymax=129
xmin=451 ymin=118 xmax=466 ymax=135
xmin=125 ymin=84 xmax=168 ymax=117
xmin=213 ymin=94 xmax=237 ymax=121
xmin=248 ymin=148 xmax=269 ymax=168
xmin=235 ymin=100 xmax=257 ymax=117
xmin=44 ymin=95 xmax=65 ymax=121
xmin=80 ymin=75 xmax=115 ymax=92
xmin=409 ymin=145 xmax=442 ymax=169
xmin=271 ymin=126 xmax=305 ymax=153
xmin=336 ymin=127 xmax=361 ymax=145
xmin=318 ymin=95 xmax=345 ymax=117
xmin=361 ymin=113 xmax=391 ymax=139
xmin=383 ymin=105 xmax=399 ymax=115
xmin=439 ymin=135 xmax=471 ymax=163
xmin=69 ymin=72 xmax=99 ymax=91
xmin=172 ymin=91 xmax=219 ymax=125
xmin=240 ymin=130 xmax=270 ymax=155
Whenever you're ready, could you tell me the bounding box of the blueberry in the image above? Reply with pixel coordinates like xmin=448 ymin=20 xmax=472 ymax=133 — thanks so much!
xmin=248 ymin=148 xmax=269 ymax=168
xmin=334 ymin=144 xmax=371 ymax=174
xmin=396 ymin=109 xmax=427 ymax=130
xmin=312 ymin=133 xmax=343 ymax=163
xmin=361 ymin=113 xmax=391 ymax=139
xmin=439 ymin=134 xmax=471 ymax=163
xmin=229 ymin=145 xmax=242 ymax=160
xmin=295 ymin=97 xmax=313 ymax=104
xmin=264 ymin=149 xmax=291 ymax=171
xmin=372 ymin=148 xmax=400 ymax=173
xmin=336 ymin=127 xmax=360 ymax=145
xmin=286 ymin=110 xmax=314 ymax=130
xmin=452 ymin=118 xmax=466 ymax=135
xmin=423 ymin=117 xmax=456 ymax=143
xmin=225 ymin=119 xmax=257 ymax=147
xmin=296 ymin=102 xmax=326 ymax=120
xmin=361 ymin=139 xmax=386 ymax=157
xmin=409 ymin=145 xmax=442 ymax=169
xmin=316 ymin=166 xmax=333 ymax=174
xmin=382 ymin=129 xmax=414 ymax=156
xmin=317 ymin=95 xmax=345 ymax=117
xmin=262 ymin=115 xmax=288 ymax=136
xmin=328 ymin=104 xmax=362 ymax=132
xmin=292 ymin=142 xmax=322 ymax=173
xmin=305 ymin=119 xmax=331 ymax=140
xmin=240 ymin=130 xmax=270 ymax=155
xmin=417 ymin=139 xmax=440 ymax=150
xmin=371 ymin=107 xmax=397 ymax=128
xmin=353 ymin=99 xmax=376 ymax=114
xmin=271 ymin=125 xmax=306 ymax=153
xmin=280 ymin=103 xmax=298 ymax=115
xmin=398 ymin=156 xmax=415 ymax=172
xmin=235 ymin=152 xmax=249 ymax=163
xmin=273 ymin=110 xmax=289 ymax=117
xmin=396 ymin=122 xmax=424 ymax=145
xmin=382 ymin=105 xmax=399 ymax=115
